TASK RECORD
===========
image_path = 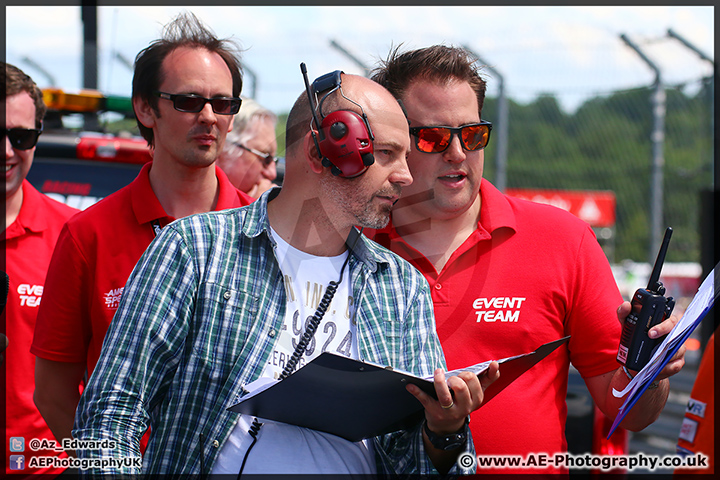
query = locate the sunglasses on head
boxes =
[409,121,492,153]
[4,127,42,150]
[237,143,277,167]
[155,91,242,115]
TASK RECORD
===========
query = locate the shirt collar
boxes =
[131,163,248,226]
[372,178,517,249]
[240,186,279,241]
[477,179,517,234]
[215,165,253,208]
[131,163,170,225]
[4,181,49,240]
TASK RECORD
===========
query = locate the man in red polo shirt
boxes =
[368,45,687,475]
[31,12,253,453]
[3,62,79,477]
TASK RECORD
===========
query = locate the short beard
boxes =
[353,185,400,229]
[355,202,392,229]
[320,175,399,229]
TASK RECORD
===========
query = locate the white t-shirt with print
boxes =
[211,229,375,475]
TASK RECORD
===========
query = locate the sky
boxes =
[5,5,715,115]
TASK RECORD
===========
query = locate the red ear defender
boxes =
[300,64,375,178]
[318,110,375,178]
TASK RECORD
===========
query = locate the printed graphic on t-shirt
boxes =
[103,287,124,310]
[17,284,43,307]
[266,275,355,377]
[264,227,356,379]
[473,296,526,323]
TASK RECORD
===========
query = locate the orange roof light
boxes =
[41,88,134,116]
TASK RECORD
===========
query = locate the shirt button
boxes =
[223,291,231,300]
[434,283,442,290]
[269,329,276,338]
[212,440,220,448]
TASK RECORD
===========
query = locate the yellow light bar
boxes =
[42,88,104,113]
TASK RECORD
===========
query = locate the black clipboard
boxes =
[228,336,570,442]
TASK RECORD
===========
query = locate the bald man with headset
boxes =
[73,67,499,476]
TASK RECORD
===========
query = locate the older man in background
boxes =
[217,96,279,197]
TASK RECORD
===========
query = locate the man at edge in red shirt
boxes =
[3,61,80,477]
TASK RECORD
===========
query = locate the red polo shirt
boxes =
[369,179,622,474]
[3,181,79,477]
[32,163,253,376]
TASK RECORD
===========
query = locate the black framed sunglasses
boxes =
[155,91,242,115]
[409,121,492,153]
[3,127,43,150]
[237,143,277,167]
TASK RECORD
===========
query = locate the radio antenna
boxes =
[647,227,672,292]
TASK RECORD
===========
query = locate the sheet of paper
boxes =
[433,352,525,380]
[239,376,279,400]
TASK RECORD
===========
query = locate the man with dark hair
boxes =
[369,44,686,475]
[31,12,254,453]
[2,61,79,476]
[131,12,243,147]
[73,71,499,476]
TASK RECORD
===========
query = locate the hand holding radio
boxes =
[616,227,677,372]
[616,301,686,378]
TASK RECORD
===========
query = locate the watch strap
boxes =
[422,416,470,451]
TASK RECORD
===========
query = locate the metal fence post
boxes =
[620,33,666,265]
[463,45,508,192]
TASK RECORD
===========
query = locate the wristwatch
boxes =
[422,417,470,451]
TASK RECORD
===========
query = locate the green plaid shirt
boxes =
[74,189,472,475]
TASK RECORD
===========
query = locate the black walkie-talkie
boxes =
[617,227,675,371]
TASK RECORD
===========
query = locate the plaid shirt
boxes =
[74,189,473,475]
